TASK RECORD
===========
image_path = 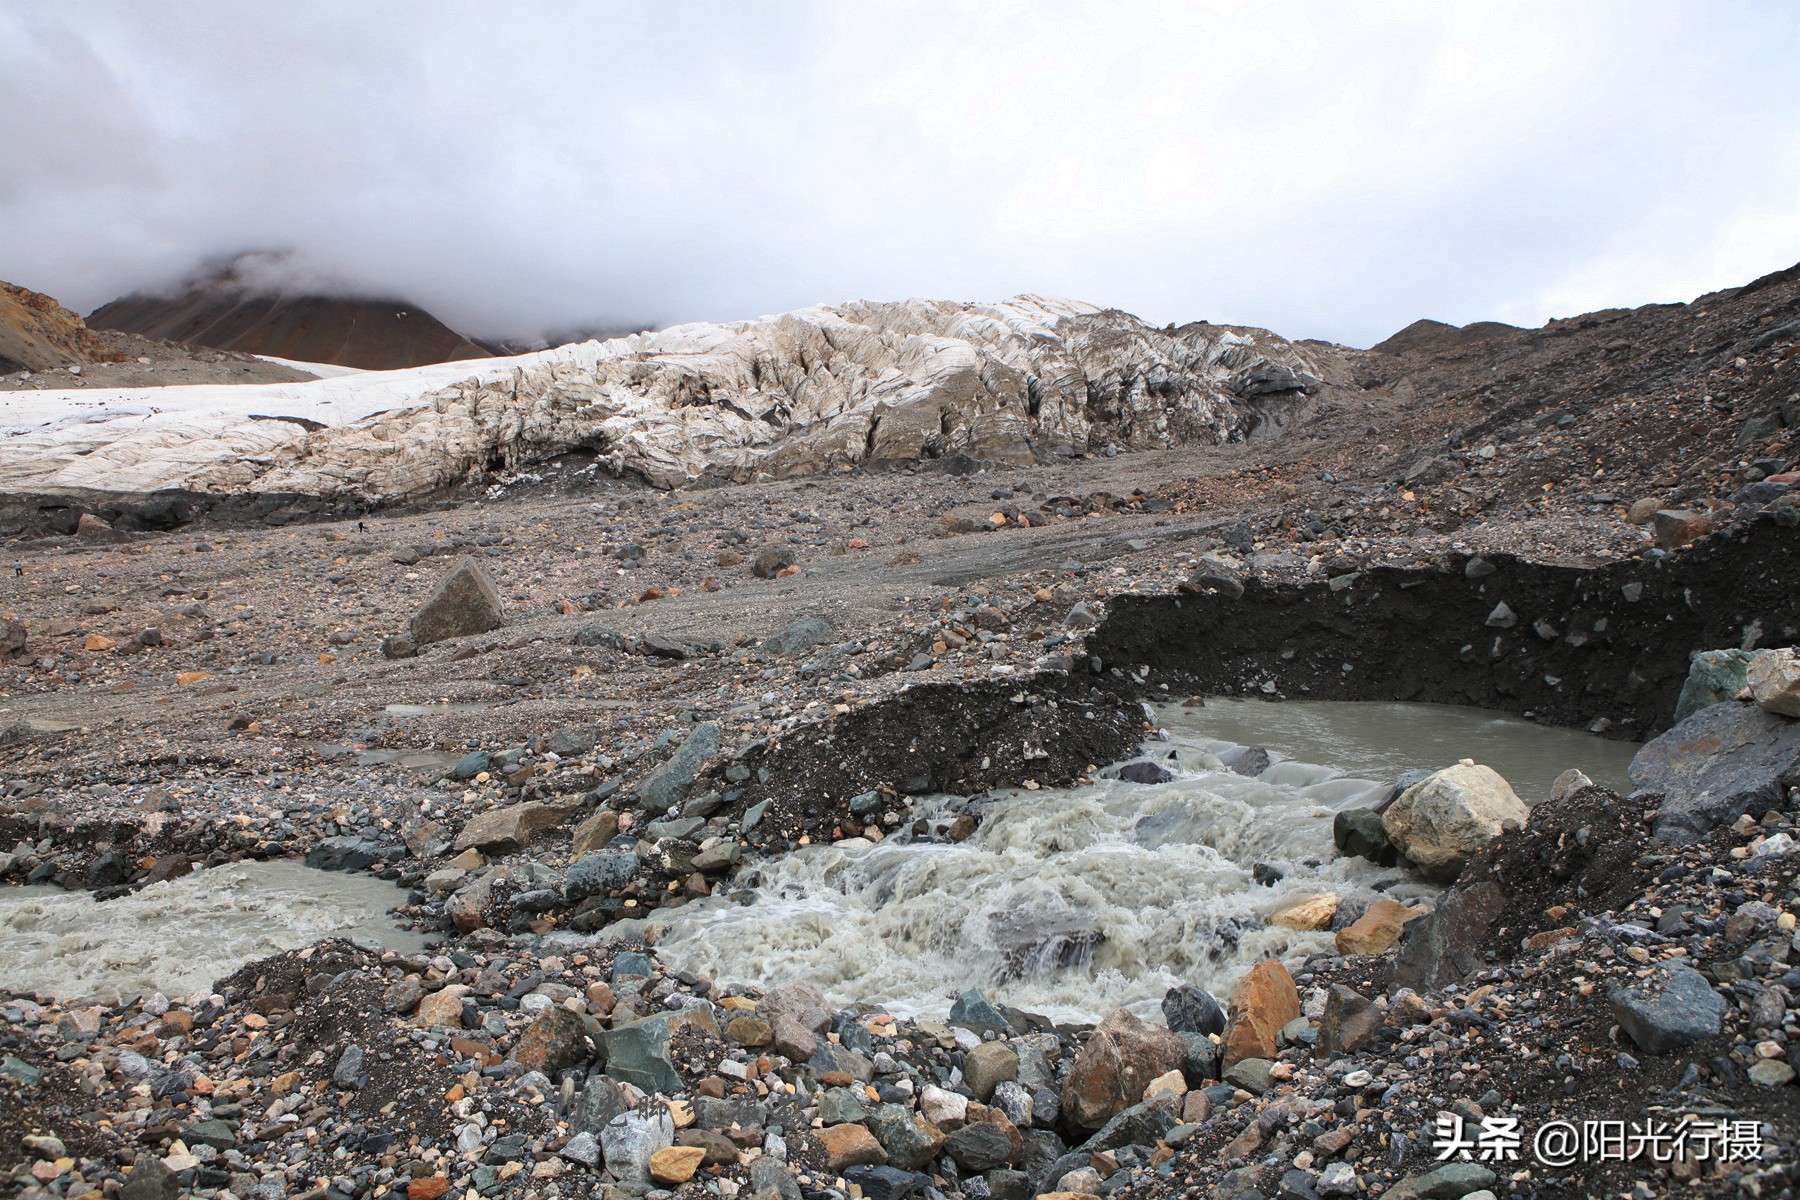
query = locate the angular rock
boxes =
[867,1104,947,1171]
[1315,986,1379,1058]
[565,850,639,901]
[1748,646,1800,717]
[1609,964,1725,1053]
[1064,1009,1186,1129]
[949,987,1010,1033]
[649,1145,706,1185]
[945,1121,1013,1171]
[1333,807,1394,863]
[1335,897,1428,955]
[1632,701,1800,844]
[1674,649,1765,723]
[600,1108,674,1185]
[816,1123,887,1171]
[1082,1100,1177,1154]
[1381,762,1527,882]
[570,809,621,857]
[638,722,722,815]
[1652,509,1714,549]
[453,799,577,854]
[1390,881,1505,993]
[1220,961,1301,1070]
[409,560,504,645]
[767,615,833,657]
[752,548,798,579]
[119,1152,179,1200]
[962,1040,1019,1101]
[1271,893,1339,930]
[761,980,831,1033]
[1161,984,1225,1037]
[512,1007,593,1076]
[600,1012,686,1094]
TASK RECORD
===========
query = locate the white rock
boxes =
[1381,761,1528,882]
[919,1083,969,1127]
[1748,647,1800,718]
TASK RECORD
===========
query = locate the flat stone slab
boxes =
[1631,701,1800,844]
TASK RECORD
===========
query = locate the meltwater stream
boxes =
[654,701,1638,1025]
[0,860,427,1003]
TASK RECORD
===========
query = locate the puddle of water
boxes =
[653,700,1633,1025]
[0,860,427,1003]
[384,702,493,717]
[1178,698,1637,800]
[355,748,463,771]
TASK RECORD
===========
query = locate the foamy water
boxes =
[653,701,1633,1024]
[0,860,427,1003]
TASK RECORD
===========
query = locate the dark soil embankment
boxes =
[725,675,1141,844]
[1089,516,1800,738]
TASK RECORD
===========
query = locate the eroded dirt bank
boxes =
[1092,515,1800,739]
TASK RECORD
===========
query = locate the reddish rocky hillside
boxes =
[90,272,490,371]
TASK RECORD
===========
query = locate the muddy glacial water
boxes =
[0,860,427,1003]
[652,700,1639,1024]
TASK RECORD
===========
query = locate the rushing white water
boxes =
[0,860,427,1003]
[653,701,1635,1024]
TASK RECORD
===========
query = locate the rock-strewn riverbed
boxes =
[2,263,1799,1198]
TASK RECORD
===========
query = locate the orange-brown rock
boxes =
[1064,1009,1186,1129]
[1221,960,1301,1070]
[1335,898,1429,956]
[816,1123,887,1171]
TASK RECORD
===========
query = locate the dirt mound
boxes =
[91,268,490,371]
[0,281,127,372]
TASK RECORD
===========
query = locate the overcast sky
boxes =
[2,1,1796,347]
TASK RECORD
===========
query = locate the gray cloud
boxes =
[2,0,1797,347]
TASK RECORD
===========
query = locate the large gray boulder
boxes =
[1381,762,1527,882]
[766,615,833,657]
[409,559,504,645]
[1609,964,1725,1053]
[1632,701,1800,845]
[637,722,722,815]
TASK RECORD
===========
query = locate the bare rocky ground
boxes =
[0,265,1798,1200]
[0,331,318,391]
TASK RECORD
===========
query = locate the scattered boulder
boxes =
[511,1007,593,1076]
[1381,761,1527,882]
[1270,893,1339,931]
[1652,509,1714,549]
[0,619,26,658]
[1315,985,1380,1057]
[1116,761,1174,785]
[1335,898,1429,956]
[1748,646,1800,717]
[409,560,504,645]
[761,980,832,1033]
[1631,701,1800,845]
[1333,807,1395,864]
[599,1108,674,1186]
[1220,961,1301,1070]
[752,548,798,578]
[1674,648,1764,723]
[638,722,722,814]
[766,615,833,657]
[816,1123,887,1171]
[452,799,578,854]
[1064,1009,1186,1129]
[1161,984,1225,1038]
[600,1012,686,1094]
[565,850,639,901]
[1609,964,1725,1053]
[962,1040,1018,1101]
[1390,881,1505,994]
